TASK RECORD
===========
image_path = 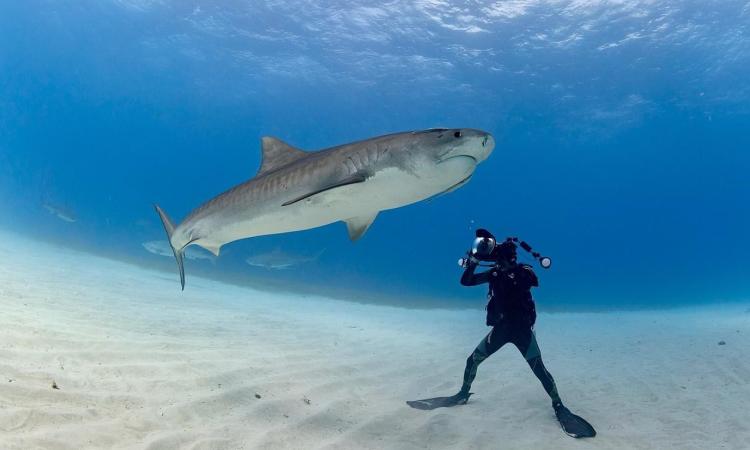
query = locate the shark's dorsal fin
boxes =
[345,212,378,241]
[258,137,307,176]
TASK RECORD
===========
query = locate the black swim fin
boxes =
[554,403,596,438]
[406,392,473,410]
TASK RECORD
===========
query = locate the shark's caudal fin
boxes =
[154,204,186,290]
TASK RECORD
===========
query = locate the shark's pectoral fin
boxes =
[282,174,367,206]
[345,212,378,241]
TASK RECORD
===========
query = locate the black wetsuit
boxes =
[458,260,561,405]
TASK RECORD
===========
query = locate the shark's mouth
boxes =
[437,154,477,164]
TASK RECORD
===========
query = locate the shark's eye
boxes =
[454,131,462,138]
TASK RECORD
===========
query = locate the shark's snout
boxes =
[438,129,494,164]
[475,131,495,162]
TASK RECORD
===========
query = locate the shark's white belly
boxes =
[205,157,475,247]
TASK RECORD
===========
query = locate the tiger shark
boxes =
[155,128,495,289]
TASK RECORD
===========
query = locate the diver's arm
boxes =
[460,258,491,286]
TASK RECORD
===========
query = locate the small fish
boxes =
[142,240,216,263]
[42,202,76,223]
[245,248,324,270]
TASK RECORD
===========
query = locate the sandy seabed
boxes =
[0,229,748,450]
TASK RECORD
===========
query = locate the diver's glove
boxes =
[458,253,480,268]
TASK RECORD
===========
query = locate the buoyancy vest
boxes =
[485,263,538,327]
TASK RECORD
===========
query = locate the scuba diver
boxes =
[407,229,595,438]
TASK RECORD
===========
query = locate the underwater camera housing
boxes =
[458,230,552,270]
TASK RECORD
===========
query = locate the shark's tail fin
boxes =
[154,204,186,290]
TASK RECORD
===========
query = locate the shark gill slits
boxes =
[350,155,360,172]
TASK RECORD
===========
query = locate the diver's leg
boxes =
[514,329,561,405]
[513,329,597,437]
[458,326,507,396]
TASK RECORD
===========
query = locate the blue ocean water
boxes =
[1,1,748,309]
